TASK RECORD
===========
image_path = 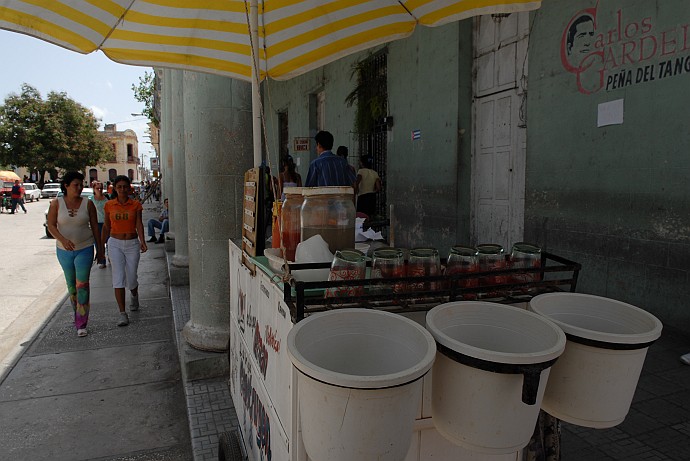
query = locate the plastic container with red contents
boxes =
[280,187,303,261]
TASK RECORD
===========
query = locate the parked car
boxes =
[23,182,41,202]
[44,188,95,238]
[41,183,61,198]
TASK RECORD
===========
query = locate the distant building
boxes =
[14,123,141,185]
[87,124,140,184]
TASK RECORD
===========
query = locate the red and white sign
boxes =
[293,137,310,152]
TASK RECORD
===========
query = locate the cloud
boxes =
[91,105,107,120]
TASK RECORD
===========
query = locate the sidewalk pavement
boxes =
[1,203,689,460]
[0,204,193,460]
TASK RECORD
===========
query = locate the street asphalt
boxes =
[0,203,689,460]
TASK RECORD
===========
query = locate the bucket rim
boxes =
[287,309,437,389]
[529,293,663,346]
[426,301,566,365]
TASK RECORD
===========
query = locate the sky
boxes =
[0,29,155,170]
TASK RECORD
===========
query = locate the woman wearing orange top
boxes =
[101,175,147,327]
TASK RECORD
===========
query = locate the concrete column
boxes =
[171,70,189,268]
[181,71,253,352]
[158,70,168,200]
[161,69,174,239]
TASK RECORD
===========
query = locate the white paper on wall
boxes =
[597,99,624,127]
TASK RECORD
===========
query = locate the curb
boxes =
[0,274,68,385]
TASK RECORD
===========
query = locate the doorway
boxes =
[471,13,529,249]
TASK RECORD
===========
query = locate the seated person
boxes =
[147,198,169,244]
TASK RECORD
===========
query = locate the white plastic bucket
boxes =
[287,308,436,461]
[426,302,566,454]
[529,293,663,428]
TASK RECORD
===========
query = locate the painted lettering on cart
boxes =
[246,300,258,331]
[238,289,247,333]
[265,325,281,353]
[240,358,272,461]
[254,323,269,378]
[260,282,271,299]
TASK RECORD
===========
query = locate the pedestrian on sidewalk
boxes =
[101,176,147,327]
[147,197,169,244]
[91,181,109,268]
[47,171,102,338]
[9,180,27,214]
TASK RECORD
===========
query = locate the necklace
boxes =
[64,196,82,217]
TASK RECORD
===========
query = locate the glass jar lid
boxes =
[302,186,354,196]
[372,247,404,259]
[450,245,478,257]
[511,242,541,254]
[476,244,504,255]
[335,248,366,262]
[283,186,304,196]
[410,247,439,258]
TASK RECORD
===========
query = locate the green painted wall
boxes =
[526,0,690,326]
[263,21,474,254]
[387,22,474,250]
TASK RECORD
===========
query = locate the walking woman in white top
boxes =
[47,171,102,337]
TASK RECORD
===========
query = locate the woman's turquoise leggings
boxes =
[56,246,93,329]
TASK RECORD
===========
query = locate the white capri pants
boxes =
[108,237,141,290]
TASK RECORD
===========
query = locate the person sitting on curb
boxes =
[147,198,169,244]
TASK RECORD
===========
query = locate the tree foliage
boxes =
[345,54,388,134]
[131,70,159,127]
[0,84,112,183]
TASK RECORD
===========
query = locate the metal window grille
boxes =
[353,52,388,221]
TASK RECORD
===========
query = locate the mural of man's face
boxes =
[568,18,594,60]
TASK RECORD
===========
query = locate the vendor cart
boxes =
[224,240,581,461]
[1,181,14,213]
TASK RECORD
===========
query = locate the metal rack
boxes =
[282,251,581,322]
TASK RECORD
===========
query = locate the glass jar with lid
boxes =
[371,247,405,294]
[325,249,366,298]
[301,187,355,254]
[476,243,508,288]
[446,245,479,296]
[280,187,303,261]
[510,242,542,284]
[408,247,441,291]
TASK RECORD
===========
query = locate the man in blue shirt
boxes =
[305,131,356,187]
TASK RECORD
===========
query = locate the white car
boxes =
[22,183,41,202]
[41,183,61,198]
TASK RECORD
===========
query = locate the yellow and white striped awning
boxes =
[0,0,540,81]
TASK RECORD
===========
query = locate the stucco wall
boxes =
[263,20,474,253]
[526,0,690,327]
[387,22,474,250]
[262,54,360,178]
